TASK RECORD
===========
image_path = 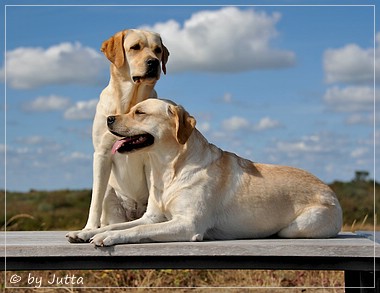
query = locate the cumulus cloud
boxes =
[222,116,250,131]
[266,132,373,178]
[14,136,52,145]
[142,7,295,73]
[324,33,380,85]
[345,113,374,125]
[322,34,379,117]
[3,42,107,89]
[274,139,326,154]
[5,138,92,191]
[61,151,92,162]
[268,132,373,180]
[324,44,376,84]
[221,93,233,103]
[22,95,70,112]
[222,115,281,132]
[253,117,282,131]
[323,86,375,112]
[197,121,211,133]
[350,147,369,159]
[213,92,249,108]
[264,132,359,181]
[64,99,97,120]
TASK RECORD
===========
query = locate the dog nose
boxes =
[147,58,159,68]
[107,116,116,126]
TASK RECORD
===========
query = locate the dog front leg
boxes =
[67,211,163,243]
[83,151,112,229]
[90,218,202,246]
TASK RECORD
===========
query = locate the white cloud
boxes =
[222,115,281,132]
[222,93,233,103]
[350,147,369,159]
[142,7,295,73]
[64,99,97,120]
[264,132,374,182]
[323,86,375,112]
[253,117,281,131]
[345,113,374,125]
[4,139,92,191]
[323,34,379,118]
[213,92,248,108]
[324,44,376,84]
[222,116,250,131]
[274,136,328,155]
[324,33,380,85]
[14,136,49,145]
[4,42,107,89]
[197,121,211,133]
[22,95,70,112]
[62,151,92,162]
[264,132,360,182]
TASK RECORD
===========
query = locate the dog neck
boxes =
[148,130,222,188]
[103,65,157,115]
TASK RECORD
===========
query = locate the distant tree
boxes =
[354,170,369,182]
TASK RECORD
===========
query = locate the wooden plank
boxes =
[1,231,378,271]
[1,231,378,258]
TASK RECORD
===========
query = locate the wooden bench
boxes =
[1,231,379,291]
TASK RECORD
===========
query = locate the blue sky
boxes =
[1,1,378,191]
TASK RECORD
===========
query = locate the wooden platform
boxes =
[1,231,379,291]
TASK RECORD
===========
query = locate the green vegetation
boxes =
[330,173,378,230]
[0,189,91,231]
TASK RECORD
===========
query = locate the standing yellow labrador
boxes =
[68,29,169,239]
[67,99,342,246]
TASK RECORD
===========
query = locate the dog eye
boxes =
[135,109,145,115]
[130,44,141,50]
[154,47,162,54]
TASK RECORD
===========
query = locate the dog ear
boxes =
[169,105,196,144]
[161,40,170,75]
[101,30,127,68]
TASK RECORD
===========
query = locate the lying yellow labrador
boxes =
[81,29,169,231]
[68,99,342,246]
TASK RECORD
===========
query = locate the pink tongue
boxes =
[112,138,131,154]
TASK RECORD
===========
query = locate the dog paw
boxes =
[90,232,119,247]
[90,233,107,247]
[66,231,84,243]
[66,230,96,243]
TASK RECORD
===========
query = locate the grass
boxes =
[2,269,345,292]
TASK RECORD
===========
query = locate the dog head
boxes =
[101,29,170,84]
[107,99,196,154]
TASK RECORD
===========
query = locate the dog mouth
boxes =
[132,75,158,84]
[111,133,154,154]
[132,67,159,84]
